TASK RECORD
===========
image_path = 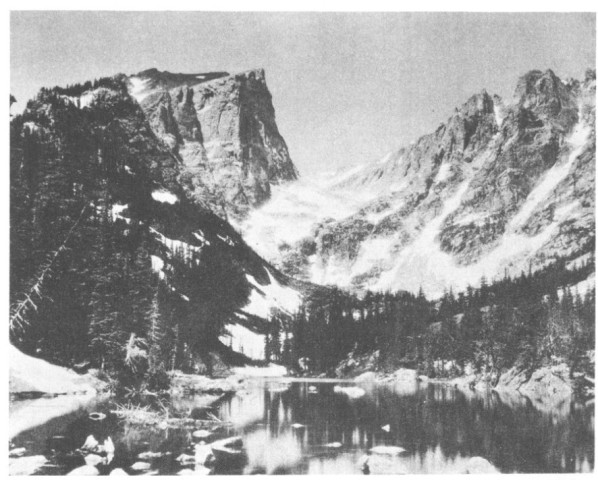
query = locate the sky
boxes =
[10,11,596,176]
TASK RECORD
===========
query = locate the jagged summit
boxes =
[239,68,595,298]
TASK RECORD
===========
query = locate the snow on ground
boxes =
[79,91,95,108]
[127,77,152,103]
[510,120,590,231]
[152,189,179,204]
[325,163,369,187]
[150,255,165,280]
[494,103,505,127]
[435,163,452,183]
[377,152,394,165]
[242,270,302,317]
[23,121,40,132]
[10,345,96,396]
[219,323,266,361]
[453,212,488,226]
[59,90,98,109]
[566,252,593,271]
[373,181,472,296]
[241,288,272,318]
[558,273,595,299]
[149,228,203,264]
[110,203,130,223]
[238,178,368,262]
[10,394,97,440]
[346,235,398,284]
[371,164,578,298]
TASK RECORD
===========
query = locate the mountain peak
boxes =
[514,69,575,116]
[459,90,495,117]
[125,67,297,218]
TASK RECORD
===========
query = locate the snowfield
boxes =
[242,270,302,317]
[237,109,593,299]
[152,189,179,204]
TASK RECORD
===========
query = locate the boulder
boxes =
[67,465,100,475]
[195,443,214,465]
[84,454,107,467]
[109,468,129,476]
[354,371,376,384]
[130,461,151,472]
[462,456,499,474]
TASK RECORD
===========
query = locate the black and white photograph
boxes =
[7,5,597,476]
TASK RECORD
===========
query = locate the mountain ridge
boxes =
[239,68,596,298]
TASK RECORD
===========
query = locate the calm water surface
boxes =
[10,378,594,475]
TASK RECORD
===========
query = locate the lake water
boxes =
[9,378,594,475]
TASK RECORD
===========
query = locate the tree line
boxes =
[263,255,595,381]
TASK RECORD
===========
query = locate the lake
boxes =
[9,377,594,475]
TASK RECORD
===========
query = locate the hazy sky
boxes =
[11,12,596,175]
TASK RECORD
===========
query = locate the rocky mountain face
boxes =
[10,72,302,372]
[240,69,596,298]
[127,68,298,220]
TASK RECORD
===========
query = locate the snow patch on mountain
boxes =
[152,189,179,204]
[128,77,152,103]
[435,163,453,183]
[238,179,369,262]
[242,270,302,317]
[510,120,591,231]
[219,323,266,361]
[110,203,129,223]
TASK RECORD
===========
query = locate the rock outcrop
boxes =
[127,68,297,219]
[240,69,596,297]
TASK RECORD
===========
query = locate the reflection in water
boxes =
[217,379,594,474]
[10,379,594,475]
